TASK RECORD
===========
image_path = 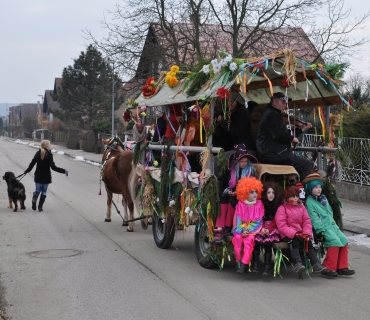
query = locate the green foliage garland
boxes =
[216,149,228,177]
[323,181,344,231]
[200,175,220,222]
[186,71,210,97]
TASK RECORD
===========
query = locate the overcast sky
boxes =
[1,0,370,107]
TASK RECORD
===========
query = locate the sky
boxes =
[1,0,370,115]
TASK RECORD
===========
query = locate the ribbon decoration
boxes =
[206,202,214,241]
[262,70,274,97]
[199,107,203,143]
[318,106,326,140]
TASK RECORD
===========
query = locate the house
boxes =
[136,22,320,80]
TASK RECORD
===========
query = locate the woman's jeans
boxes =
[35,183,49,195]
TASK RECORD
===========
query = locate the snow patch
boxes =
[75,156,85,161]
[86,160,101,167]
[348,234,370,248]
[15,139,29,145]
[56,151,64,155]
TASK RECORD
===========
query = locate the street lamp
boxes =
[38,95,44,140]
[107,58,116,137]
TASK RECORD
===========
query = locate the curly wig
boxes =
[262,181,283,207]
[236,177,263,201]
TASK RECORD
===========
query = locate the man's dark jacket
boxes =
[256,104,302,164]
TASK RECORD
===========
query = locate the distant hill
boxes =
[0,103,21,116]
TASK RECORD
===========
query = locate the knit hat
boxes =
[304,179,324,194]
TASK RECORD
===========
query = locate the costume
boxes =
[254,201,280,245]
[303,173,354,276]
[275,185,326,275]
[232,199,264,265]
[214,144,257,242]
[231,177,264,273]
[256,92,311,181]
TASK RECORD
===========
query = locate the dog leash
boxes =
[16,173,26,181]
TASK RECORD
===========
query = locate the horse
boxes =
[100,136,140,232]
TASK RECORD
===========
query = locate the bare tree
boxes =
[85,0,369,83]
[344,73,370,110]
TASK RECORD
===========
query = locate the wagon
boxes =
[133,48,345,269]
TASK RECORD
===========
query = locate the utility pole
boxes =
[111,62,116,137]
[38,95,44,140]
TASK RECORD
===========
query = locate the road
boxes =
[1,138,370,320]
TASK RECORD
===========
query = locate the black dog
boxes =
[2,172,26,212]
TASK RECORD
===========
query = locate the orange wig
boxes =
[236,177,263,201]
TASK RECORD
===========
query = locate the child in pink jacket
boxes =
[275,185,326,276]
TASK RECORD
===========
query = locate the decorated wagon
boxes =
[125,48,348,270]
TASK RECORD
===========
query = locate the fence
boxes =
[301,134,370,186]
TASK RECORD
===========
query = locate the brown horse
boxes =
[101,136,140,232]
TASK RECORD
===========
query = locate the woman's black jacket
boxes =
[24,148,66,184]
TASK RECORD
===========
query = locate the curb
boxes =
[343,223,370,236]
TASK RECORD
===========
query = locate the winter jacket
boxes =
[305,196,349,248]
[25,148,66,184]
[219,104,255,151]
[275,202,313,239]
[256,105,302,164]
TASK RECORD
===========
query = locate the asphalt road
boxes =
[1,138,370,320]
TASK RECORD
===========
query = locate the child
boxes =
[303,173,355,277]
[275,185,326,275]
[252,182,282,275]
[213,143,258,242]
[232,177,264,274]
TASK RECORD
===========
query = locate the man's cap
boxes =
[271,92,292,102]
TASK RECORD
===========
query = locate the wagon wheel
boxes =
[152,214,175,249]
[194,220,217,269]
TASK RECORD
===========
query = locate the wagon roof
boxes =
[136,49,348,109]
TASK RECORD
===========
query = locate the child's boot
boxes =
[306,246,327,274]
[262,252,272,276]
[251,248,260,273]
[237,263,247,274]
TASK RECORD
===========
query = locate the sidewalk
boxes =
[9,138,370,237]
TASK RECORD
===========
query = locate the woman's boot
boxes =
[32,192,40,211]
[251,247,260,273]
[38,195,46,212]
[262,252,272,276]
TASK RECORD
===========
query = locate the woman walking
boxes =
[24,140,68,211]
